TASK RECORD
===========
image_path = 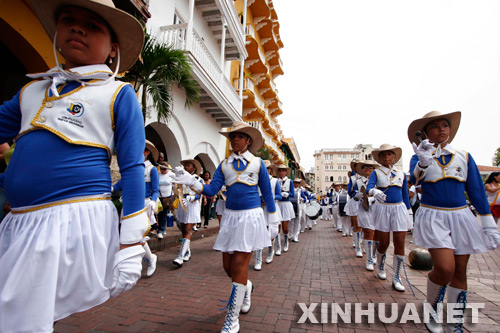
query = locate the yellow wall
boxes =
[0,0,58,72]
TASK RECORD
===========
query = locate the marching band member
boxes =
[289,178,304,242]
[276,164,295,254]
[353,160,379,268]
[330,182,341,230]
[305,185,315,230]
[338,183,350,234]
[345,162,360,248]
[299,180,309,233]
[173,159,203,268]
[254,161,282,270]
[366,144,411,292]
[0,1,148,330]
[409,111,500,332]
[171,121,278,333]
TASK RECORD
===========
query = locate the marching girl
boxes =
[290,178,306,242]
[216,185,227,223]
[173,158,203,268]
[408,111,500,333]
[330,182,341,230]
[276,164,295,254]
[352,160,379,269]
[171,121,278,333]
[298,180,309,233]
[113,140,159,277]
[0,1,148,331]
[254,160,282,270]
[344,162,359,238]
[366,144,411,292]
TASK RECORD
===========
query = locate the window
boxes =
[325,165,328,170]
[317,177,319,181]
[330,166,334,170]
[338,176,342,181]
[343,154,346,159]
[343,166,346,170]
[338,154,341,158]
[317,166,319,170]
[343,176,347,182]
[338,166,341,170]
[325,176,328,181]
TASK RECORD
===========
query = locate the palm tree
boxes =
[122,31,200,123]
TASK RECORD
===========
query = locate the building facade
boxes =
[314,144,403,193]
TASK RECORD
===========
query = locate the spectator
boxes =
[485,171,500,223]
[157,162,174,238]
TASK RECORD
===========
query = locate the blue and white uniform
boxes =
[278,176,295,221]
[366,166,411,232]
[177,176,203,224]
[0,65,146,332]
[260,174,282,239]
[344,173,360,216]
[200,151,277,253]
[410,145,490,254]
[354,176,376,230]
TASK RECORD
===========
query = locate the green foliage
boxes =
[495,147,500,167]
[122,32,200,123]
[255,147,271,160]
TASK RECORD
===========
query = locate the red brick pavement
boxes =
[55,218,500,332]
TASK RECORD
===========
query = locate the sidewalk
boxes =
[55,219,500,332]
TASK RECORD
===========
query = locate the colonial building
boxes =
[314,144,404,193]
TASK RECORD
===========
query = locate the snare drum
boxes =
[306,202,321,220]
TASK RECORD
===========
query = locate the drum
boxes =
[306,202,321,220]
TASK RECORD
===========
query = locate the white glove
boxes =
[148,200,156,211]
[300,198,305,203]
[408,209,413,216]
[186,195,196,203]
[412,139,435,167]
[368,197,376,205]
[109,245,145,298]
[171,167,197,186]
[268,211,280,224]
[282,192,289,198]
[182,198,188,207]
[120,210,149,244]
[481,215,500,249]
[354,191,364,200]
[369,188,387,203]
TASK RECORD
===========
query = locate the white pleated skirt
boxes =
[278,201,295,221]
[0,197,119,333]
[344,199,359,216]
[213,207,271,253]
[357,205,376,230]
[413,205,489,255]
[176,200,201,224]
[373,202,412,232]
[216,199,226,215]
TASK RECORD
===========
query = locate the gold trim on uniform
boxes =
[11,196,111,214]
[420,204,467,211]
[122,207,148,220]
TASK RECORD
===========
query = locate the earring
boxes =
[109,57,113,64]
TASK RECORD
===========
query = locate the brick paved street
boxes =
[55,219,500,332]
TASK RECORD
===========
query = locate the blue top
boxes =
[202,158,276,212]
[273,178,282,201]
[366,169,411,209]
[347,176,356,198]
[409,153,490,214]
[0,81,145,215]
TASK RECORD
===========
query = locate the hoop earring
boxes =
[109,57,113,64]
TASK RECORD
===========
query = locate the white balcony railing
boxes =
[161,24,241,121]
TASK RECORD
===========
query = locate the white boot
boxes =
[183,240,191,262]
[372,241,379,265]
[392,255,405,292]
[220,282,246,333]
[364,240,374,271]
[241,280,254,314]
[424,277,447,333]
[283,234,289,252]
[173,238,190,267]
[143,242,157,277]
[444,286,467,333]
[266,244,274,264]
[254,250,262,271]
[376,251,386,280]
[275,235,282,256]
[355,232,363,258]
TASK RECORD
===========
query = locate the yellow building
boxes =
[230,0,285,164]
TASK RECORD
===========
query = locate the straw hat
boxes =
[219,121,263,154]
[293,178,302,183]
[263,160,276,175]
[29,0,144,72]
[181,159,202,175]
[350,159,359,171]
[372,144,402,165]
[275,163,291,177]
[145,140,158,162]
[355,160,379,176]
[407,111,461,145]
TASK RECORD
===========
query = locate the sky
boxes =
[271,0,500,172]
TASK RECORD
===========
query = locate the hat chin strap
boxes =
[423,130,449,158]
[53,31,120,86]
[236,139,250,156]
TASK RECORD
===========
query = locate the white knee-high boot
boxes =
[254,250,262,271]
[376,250,386,280]
[283,234,289,252]
[173,238,190,268]
[444,286,467,333]
[241,280,254,314]
[372,241,379,265]
[220,282,246,333]
[363,240,374,271]
[143,241,157,277]
[424,277,447,333]
[275,235,282,256]
[392,255,405,292]
[355,232,363,257]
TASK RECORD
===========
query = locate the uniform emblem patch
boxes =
[67,102,84,117]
